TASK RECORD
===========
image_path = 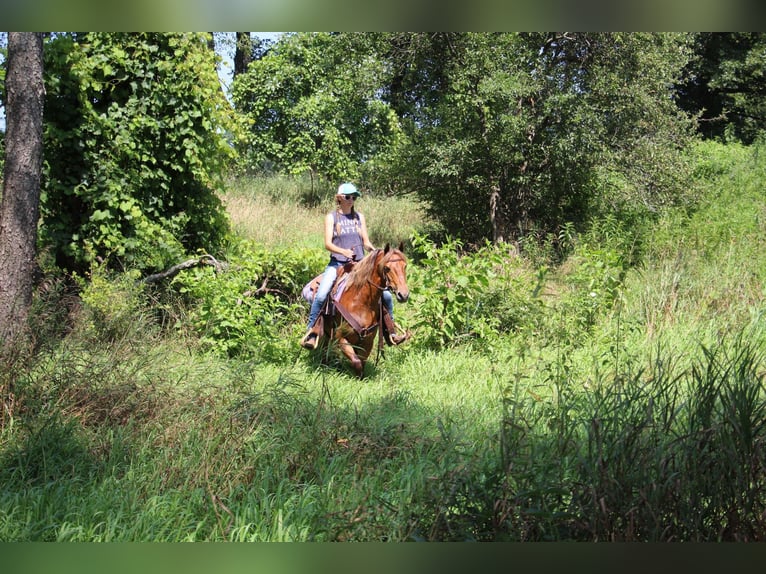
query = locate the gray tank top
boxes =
[331,211,364,263]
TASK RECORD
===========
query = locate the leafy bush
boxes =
[408,234,542,349]
[75,263,149,344]
[170,239,325,360]
[546,215,634,342]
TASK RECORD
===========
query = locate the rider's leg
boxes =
[382,290,411,345]
[302,264,338,349]
[382,289,394,320]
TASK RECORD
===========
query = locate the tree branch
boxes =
[142,254,226,284]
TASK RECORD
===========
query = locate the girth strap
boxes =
[333,298,379,339]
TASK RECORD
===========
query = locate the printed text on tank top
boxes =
[331,211,364,263]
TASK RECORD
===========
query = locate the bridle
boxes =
[367,254,406,294]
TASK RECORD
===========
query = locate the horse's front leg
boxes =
[338,337,364,378]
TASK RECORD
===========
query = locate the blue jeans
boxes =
[307,261,395,328]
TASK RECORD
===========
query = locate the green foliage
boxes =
[170,239,324,360]
[40,33,237,274]
[4,139,766,541]
[75,263,147,344]
[492,330,766,541]
[678,33,766,143]
[381,33,696,244]
[408,234,540,349]
[232,33,403,185]
[553,215,633,337]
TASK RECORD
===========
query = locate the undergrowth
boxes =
[2,141,766,541]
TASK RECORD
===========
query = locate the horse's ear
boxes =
[384,243,391,254]
[398,241,405,253]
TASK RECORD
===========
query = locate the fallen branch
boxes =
[238,276,290,304]
[142,254,226,284]
[241,276,270,298]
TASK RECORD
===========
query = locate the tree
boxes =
[231,32,403,189]
[677,33,766,143]
[0,33,44,346]
[41,33,237,274]
[234,32,252,77]
[381,33,696,244]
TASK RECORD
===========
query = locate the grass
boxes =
[222,174,430,250]
[1,339,506,541]
[2,141,766,541]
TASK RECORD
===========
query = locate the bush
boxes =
[169,239,325,360]
[75,263,149,344]
[408,234,543,349]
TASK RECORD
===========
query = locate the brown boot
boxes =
[300,330,319,350]
[388,329,411,346]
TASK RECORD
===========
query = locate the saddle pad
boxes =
[301,273,350,303]
[302,274,322,303]
[333,275,350,301]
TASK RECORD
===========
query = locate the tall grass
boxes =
[222,174,430,250]
[491,328,766,541]
[2,141,766,541]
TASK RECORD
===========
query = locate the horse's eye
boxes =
[384,266,390,274]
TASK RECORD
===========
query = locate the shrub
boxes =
[75,262,149,344]
[169,239,325,360]
[408,234,542,349]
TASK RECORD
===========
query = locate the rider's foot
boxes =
[389,330,411,346]
[300,331,318,350]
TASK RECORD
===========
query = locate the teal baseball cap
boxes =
[337,182,361,197]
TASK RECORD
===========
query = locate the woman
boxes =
[301,182,407,349]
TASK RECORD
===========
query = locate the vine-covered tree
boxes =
[234,32,252,77]
[42,33,237,274]
[0,33,44,346]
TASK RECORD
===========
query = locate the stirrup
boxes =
[301,331,318,350]
[388,329,411,346]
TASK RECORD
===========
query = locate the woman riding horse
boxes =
[301,183,409,351]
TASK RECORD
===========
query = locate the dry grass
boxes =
[221,175,432,251]
[222,193,325,249]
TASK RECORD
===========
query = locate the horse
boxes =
[316,243,410,378]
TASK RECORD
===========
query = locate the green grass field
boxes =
[2,141,766,541]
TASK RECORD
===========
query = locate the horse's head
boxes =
[379,242,410,303]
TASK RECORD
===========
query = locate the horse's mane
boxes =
[345,248,384,291]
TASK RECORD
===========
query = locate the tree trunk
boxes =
[234,32,252,77]
[489,182,503,243]
[0,33,45,348]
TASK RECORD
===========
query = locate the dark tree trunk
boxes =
[0,33,45,347]
[234,32,252,77]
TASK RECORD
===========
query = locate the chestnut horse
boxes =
[318,243,409,377]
